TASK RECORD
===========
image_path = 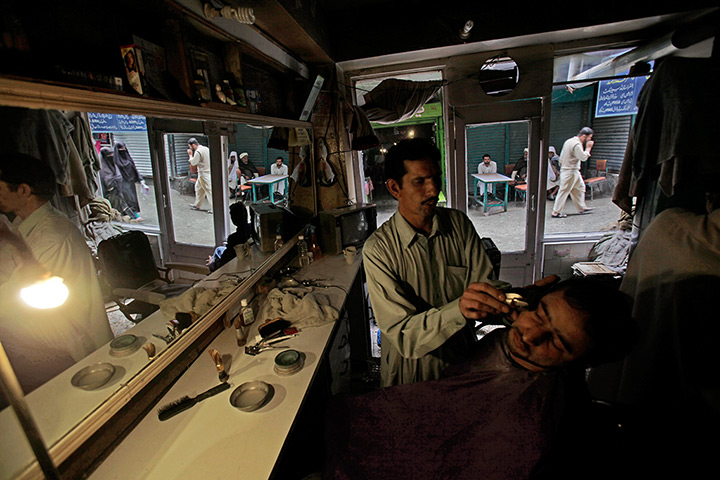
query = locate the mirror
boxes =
[0,103,313,478]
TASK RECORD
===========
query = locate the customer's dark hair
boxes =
[578,127,594,137]
[383,138,441,185]
[546,277,635,366]
[0,152,57,200]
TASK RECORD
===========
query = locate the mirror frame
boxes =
[0,76,312,479]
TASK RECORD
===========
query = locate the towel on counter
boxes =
[159,281,237,319]
[259,287,339,328]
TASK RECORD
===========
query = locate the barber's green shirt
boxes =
[363,207,507,387]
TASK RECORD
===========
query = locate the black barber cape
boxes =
[323,329,586,480]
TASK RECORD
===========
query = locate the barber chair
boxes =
[97,230,208,322]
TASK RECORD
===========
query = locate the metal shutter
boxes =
[467,123,506,182]
[590,115,632,173]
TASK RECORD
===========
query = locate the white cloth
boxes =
[0,203,113,393]
[477,161,497,195]
[258,287,339,329]
[190,144,212,209]
[270,163,288,194]
[587,208,720,459]
[547,159,559,188]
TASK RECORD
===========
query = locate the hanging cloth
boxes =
[361,78,443,124]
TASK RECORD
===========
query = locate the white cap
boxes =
[239,152,248,158]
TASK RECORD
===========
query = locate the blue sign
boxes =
[595,76,649,118]
[88,112,147,132]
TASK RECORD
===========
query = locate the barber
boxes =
[363,138,556,387]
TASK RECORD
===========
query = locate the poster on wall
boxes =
[595,75,650,118]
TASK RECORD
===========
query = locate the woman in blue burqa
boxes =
[99,146,135,218]
[113,141,148,217]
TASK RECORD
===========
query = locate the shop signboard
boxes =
[595,75,649,118]
[88,112,147,132]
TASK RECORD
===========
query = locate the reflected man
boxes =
[0,152,113,393]
[270,156,288,196]
[188,138,212,212]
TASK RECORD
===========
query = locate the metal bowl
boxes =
[70,362,116,390]
[229,381,273,412]
[109,334,141,357]
[273,349,303,376]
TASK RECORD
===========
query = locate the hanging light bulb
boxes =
[20,275,69,309]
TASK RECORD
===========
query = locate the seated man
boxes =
[323,277,635,480]
[206,202,251,272]
[477,153,497,197]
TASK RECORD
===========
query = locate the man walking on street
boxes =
[551,127,594,218]
[188,138,212,212]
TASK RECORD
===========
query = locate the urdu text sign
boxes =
[595,76,649,118]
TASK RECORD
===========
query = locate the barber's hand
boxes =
[459,282,510,320]
[586,139,594,150]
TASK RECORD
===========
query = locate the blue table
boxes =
[472,173,511,213]
[246,174,289,204]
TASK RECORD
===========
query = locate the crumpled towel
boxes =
[159,281,237,319]
[259,287,339,328]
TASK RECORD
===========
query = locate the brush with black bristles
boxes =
[157,382,231,421]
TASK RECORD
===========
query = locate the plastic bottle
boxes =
[274,234,284,251]
[297,235,310,266]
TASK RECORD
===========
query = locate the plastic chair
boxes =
[514,183,527,201]
[97,230,208,322]
[585,159,608,200]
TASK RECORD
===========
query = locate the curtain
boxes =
[361,78,443,124]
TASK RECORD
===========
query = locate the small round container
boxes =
[109,334,141,357]
[71,363,116,390]
[229,381,273,412]
[274,349,303,376]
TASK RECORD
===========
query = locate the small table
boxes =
[472,173,511,213]
[246,174,289,204]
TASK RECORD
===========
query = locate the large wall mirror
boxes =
[0,79,315,479]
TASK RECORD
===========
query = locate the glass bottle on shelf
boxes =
[309,226,322,261]
[297,235,310,266]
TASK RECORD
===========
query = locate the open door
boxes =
[449,100,548,285]
[147,118,231,266]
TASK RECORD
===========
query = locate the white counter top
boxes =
[89,253,361,480]
[0,246,275,480]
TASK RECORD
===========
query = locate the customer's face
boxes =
[389,157,440,225]
[505,289,590,371]
[483,156,491,165]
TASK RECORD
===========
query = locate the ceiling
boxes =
[301,1,719,65]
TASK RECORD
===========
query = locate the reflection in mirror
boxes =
[478,55,519,97]
[0,105,313,479]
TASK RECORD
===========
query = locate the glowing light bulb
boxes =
[20,276,69,309]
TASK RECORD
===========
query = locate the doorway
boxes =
[449,100,546,285]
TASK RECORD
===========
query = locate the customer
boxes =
[551,127,594,218]
[323,277,635,480]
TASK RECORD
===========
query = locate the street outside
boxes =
[373,181,623,253]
